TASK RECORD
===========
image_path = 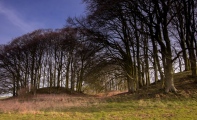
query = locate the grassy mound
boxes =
[110,71,197,100]
[36,87,77,95]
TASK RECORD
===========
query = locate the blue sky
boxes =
[0,0,86,44]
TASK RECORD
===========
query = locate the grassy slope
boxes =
[0,71,197,120]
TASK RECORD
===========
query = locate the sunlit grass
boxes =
[0,98,197,120]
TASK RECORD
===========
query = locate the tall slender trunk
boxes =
[66,56,71,89]
[12,74,16,96]
[162,14,177,92]
[183,0,197,77]
[148,14,164,82]
[144,38,150,86]
[178,17,190,71]
[70,58,75,91]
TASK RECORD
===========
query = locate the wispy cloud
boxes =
[0,2,43,33]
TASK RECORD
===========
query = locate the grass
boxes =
[0,71,197,120]
[0,97,197,120]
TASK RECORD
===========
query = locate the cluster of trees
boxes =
[78,0,197,93]
[0,0,196,96]
[0,28,126,96]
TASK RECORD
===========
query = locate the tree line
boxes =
[0,28,125,96]
[0,0,196,96]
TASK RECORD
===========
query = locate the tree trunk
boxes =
[183,0,197,77]
[66,56,71,89]
[126,66,136,93]
[12,75,16,96]
[127,76,135,93]
[164,58,177,93]
[162,13,177,93]
[144,38,150,86]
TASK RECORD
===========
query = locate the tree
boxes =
[182,0,197,77]
[82,0,143,93]
[82,0,197,92]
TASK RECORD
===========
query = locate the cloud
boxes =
[0,2,43,33]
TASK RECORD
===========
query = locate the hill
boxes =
[104,71,197,100]
[0,71,197,119]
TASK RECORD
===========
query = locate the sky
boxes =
[0,0,86,44]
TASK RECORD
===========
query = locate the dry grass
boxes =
[0,94,101,113]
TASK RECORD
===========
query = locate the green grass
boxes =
[0,98,197,120]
